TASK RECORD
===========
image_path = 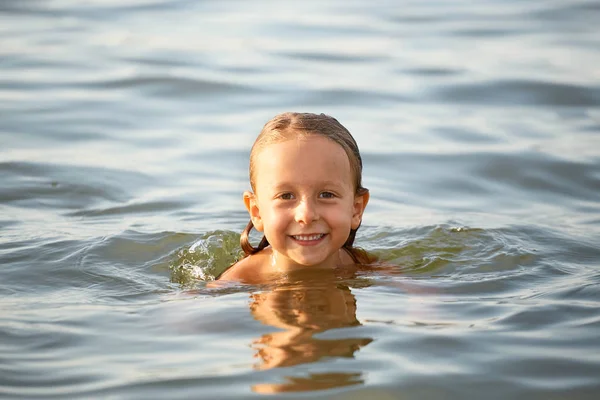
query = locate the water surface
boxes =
[1,0,600,398]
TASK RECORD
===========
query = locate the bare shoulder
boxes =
[217,252,269,284]
[217,256,253,281]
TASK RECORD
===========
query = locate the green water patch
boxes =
[169,230,243,286]
[361,224,541,284]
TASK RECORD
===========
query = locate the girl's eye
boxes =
[279,193,294,200]
[319,191,335,199]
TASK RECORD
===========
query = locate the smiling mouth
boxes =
[291,234,326,242]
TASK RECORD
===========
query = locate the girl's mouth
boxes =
[290,234,326,245]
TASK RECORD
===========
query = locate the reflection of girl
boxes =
[251,284,359,331]
[252,372,365,394]
[249,283,372,371]
[218,112,373,284]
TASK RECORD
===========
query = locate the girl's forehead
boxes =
[257,135,344,157]
[256,136,348,165]
[253,137,354,187]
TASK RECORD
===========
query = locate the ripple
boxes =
[301,88,410,106]
[0,161,156,209]
[365,151,600,221]
[84,75,260,98]
[0,162,154,210]
[402,67,464,76]
[433,79,600,107]
[278,51,388,64]
[67,200,189,217]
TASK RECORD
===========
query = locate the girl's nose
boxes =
[295,200,318,224]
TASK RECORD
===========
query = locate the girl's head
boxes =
[241,112,370,266]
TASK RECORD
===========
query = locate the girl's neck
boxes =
[267,247,350,275]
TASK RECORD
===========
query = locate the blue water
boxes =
[1,0,600,398]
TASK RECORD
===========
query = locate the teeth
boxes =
[292,234,324,241]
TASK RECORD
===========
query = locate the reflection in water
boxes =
[252,372,365,394]
[248,281,372,393]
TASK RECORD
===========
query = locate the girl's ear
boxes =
[351,189,370,230]
[243,191,264,232]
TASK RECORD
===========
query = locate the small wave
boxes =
[432,79,600,107]
[169,231,242,286]
[67,200,189,218]
[0,161,150,210]
[84,76,259,98]
[368,224,539,283]
[277,51,388,64]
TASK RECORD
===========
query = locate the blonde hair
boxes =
[240,112,370,263]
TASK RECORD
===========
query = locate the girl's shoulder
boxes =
[217,251,270,283]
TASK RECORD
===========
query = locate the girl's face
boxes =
[245,135,369,270]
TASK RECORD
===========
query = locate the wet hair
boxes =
[240,112,371,264]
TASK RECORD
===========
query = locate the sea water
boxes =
[1,1,599,398]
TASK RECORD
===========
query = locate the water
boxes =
[1,0,600,398]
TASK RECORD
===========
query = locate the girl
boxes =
[218,112,372,283]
